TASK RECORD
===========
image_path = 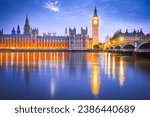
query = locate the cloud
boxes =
[43,0,60,12]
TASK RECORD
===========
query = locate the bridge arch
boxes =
[115,46,121,49]
[138,42,150,50]
[110,46,114,49]
[123,44,135,49]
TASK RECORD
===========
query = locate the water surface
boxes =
[0,52,150,100]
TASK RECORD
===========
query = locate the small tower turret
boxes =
[31,27,39,38]
[65,28,68,37]
[0,29,3,36]
[17,25,21,35]
[11,28,16,35]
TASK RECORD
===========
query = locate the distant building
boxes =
[0,8,100,50]
[110,29,145,41]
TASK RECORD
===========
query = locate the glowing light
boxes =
[119,59,125,86]
[33,52,36,69]
[104,53,108,74]
[11,52,14,67]
[107,53,110,78]
[0,52,2,67]
[38,52,41,69]
[22,52,24,67]
[112,56,116,79]
[6,52,8,68]
[62,52,65,69]
[120,37,124,41]
[50,52,52,69]
[91,53,100,97]
[44,52,47,70]
[93,20,98,25]
[27,52,30,68]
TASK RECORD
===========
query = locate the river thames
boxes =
[0,52,150,100]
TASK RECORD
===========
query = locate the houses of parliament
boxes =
[0,8,100,50]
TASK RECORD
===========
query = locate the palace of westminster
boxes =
[0,8,100,50]
[0,7,147,50]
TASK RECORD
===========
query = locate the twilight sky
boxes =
[0,0,150,42]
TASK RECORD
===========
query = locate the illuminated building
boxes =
[105,29,145,44]
[0,8,100,50]
[69,27,88,50]
[92,7,99,47]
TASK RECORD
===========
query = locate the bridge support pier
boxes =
[133,51,138,58]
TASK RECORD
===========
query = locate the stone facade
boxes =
[0,8,100,50]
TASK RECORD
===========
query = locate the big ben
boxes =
[92,7,99,47]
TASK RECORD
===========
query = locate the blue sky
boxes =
[0,0,150,42]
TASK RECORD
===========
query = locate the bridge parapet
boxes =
[104,38,150,50]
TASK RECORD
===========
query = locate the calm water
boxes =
[0,52,150,100]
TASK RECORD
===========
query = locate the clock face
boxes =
[93,20,98,25]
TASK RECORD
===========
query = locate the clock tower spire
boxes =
[92,7,99,47]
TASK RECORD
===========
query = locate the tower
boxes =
[24,15,31,34]
[11,27,16,35]
[64,28,68,37]
[92,7,99,46]
[31,28,39,38]
[0,29,3,36]
[69,28,76,49]
[17,25,21,35]
[81,27,88,49]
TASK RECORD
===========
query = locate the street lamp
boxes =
[120,37,124,41]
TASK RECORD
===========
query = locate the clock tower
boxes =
[92,7,99,46]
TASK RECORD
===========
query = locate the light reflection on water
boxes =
[0,52,150,100]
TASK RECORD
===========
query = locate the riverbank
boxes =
[0,49,98,52]
[0,49,93,52]
[0,49,149,58]
[105,51,150,58]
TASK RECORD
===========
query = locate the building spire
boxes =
[17,25,21,35]
[25,14,29,24]
[93,7,98,17]
[24,14,31,34]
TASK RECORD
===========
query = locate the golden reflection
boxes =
[0,52,68,71]
[62,52,65,69]
[16,52,19,67]
[0,52,2,67]
[50,52,52,69]
[107,53,111,78]
[22,52,24,67]
[54,53,56,67]
[119,58,125,86]
[6,52,8,68]
[104,53,107,74]
[38,52,41,69]
[27,52,30,68]
[11,52,14,67]
[112,55,116,79]
[33,52,36,69]
[56,52,59,76]
[91,53,100,97]
[44,52,47,70]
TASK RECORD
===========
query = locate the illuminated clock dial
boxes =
[93,20,98,25]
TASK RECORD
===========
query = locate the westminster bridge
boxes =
[103,35,150,55]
